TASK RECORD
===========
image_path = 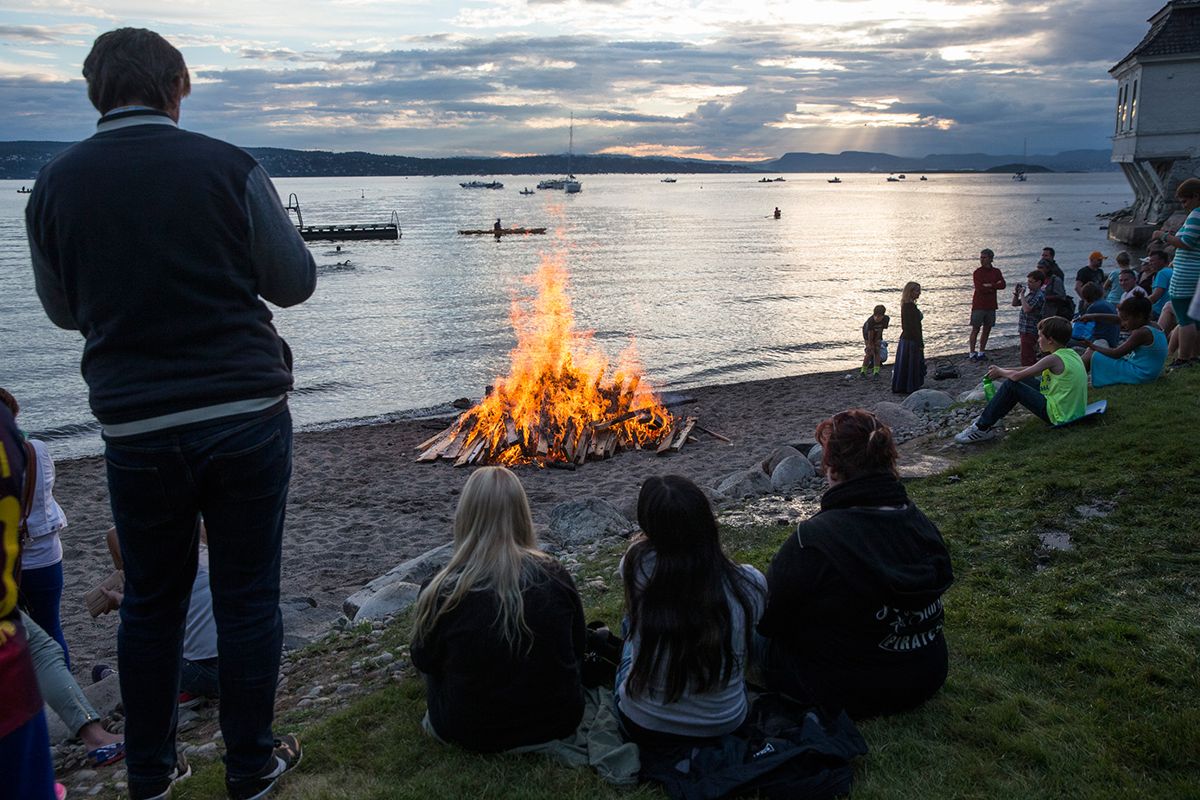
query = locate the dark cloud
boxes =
[0,1,1168,158]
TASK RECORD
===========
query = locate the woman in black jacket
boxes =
[411,466,585,752]
[757,410,953,718]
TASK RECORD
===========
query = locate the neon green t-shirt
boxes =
[1040,348,1087,425]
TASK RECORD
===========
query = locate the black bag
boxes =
[933,363,959,380]
[581,620,623,689]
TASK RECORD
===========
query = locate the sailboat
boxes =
[1013,138,1028,182]
[539,114,582,193]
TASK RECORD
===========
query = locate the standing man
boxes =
[969,248,1006,361]
[1075,251,1107,301]
[1037,247,1071,319]
[26,29,316,800]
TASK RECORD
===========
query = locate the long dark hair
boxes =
[623,475,760,703]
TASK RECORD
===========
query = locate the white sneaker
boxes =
[955,421,1001,444]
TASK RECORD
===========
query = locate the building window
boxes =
[1129,79,1138,131]
[1116,83,1127,133]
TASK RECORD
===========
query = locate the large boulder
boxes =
[871,401,921,430]
[349,581,421,624]
[807,443,824,469]
[547,497,637,547]
[770,455,816,490]
[957,386,986,403]
[281,596,344,650]
[762,445,803,476]
[343,542,454,620]
[900,389,955,413]
[715,467,771,500]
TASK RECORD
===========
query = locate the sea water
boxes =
[0,171,1131,458]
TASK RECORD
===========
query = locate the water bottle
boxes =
[982,376,996,401]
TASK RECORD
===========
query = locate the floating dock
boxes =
[286,194,400,242]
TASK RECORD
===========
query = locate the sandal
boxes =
[85,740,126,767]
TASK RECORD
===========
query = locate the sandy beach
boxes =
[49,347,1010,682]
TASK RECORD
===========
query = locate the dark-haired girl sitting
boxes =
[757,411,954,719]
[616,475,767,745]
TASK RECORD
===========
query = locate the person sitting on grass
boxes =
[410,467,585,753]
[756,410,953,719]
[955,316,1088,444]
[861,305,890,377]
[616,475,767,747]
[1073,283,1119,348]
[1084,295,1168,387]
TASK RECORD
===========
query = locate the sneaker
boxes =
[954,422,1001,444]
[177,691,203,710]
[129,752,190,800]
[977,351,988,361]
[967,351,978,360]
[91,663,116,684]
[226,735,302,800]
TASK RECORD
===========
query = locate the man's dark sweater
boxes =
[411,558,586,752]
[26,110,315,428]
[758,474,953,718]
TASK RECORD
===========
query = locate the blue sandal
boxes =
[86,741,125,767]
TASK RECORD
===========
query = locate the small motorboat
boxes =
[17,186,32,194]
[886,176,900,182]
[827,177,842,184]
[519,188,535,195]
[460,181,504,189]
[660,178,677,183]
[919,176,928,181]
[897,174,907,180]
[758,177,786,183]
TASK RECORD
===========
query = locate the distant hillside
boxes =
[0,142,751,180]
[763,149,1117,173]
[0,141,1118,180]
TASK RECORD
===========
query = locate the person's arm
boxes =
[1089,327,1151,358]
[1074,279,1084,298]
[26,222,79,331]
[1079,312,1120,325]
[974,270,986,291]
[993,270,1006,291]
[244,165,317,308]
[987,352,1061,383]
[1148,286,1166,305]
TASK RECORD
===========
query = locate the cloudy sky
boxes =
[0,0,1164,160]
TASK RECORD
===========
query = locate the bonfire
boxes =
[416,253,690,467]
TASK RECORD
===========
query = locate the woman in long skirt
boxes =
[892,282,926,394]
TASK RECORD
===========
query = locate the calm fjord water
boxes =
[1,172,1131,458]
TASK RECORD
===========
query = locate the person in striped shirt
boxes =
[1156,178,1200,367]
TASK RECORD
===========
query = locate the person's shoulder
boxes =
[177,130,259,170]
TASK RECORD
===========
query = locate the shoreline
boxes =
[49,345,1012,683]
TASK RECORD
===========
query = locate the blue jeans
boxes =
[20,561,68,669]
[105,405,292,793]
[0,711,55,800]
[977,377,1050,430]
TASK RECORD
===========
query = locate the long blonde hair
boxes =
[411,466,548,651]
[901,281,921,305]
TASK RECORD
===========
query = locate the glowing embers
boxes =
[415,254,689,468]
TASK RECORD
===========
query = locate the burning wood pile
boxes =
[416,254,695,468]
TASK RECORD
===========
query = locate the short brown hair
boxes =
[1177,177,1200,201]
[815,409,898,480]
[83,28,190,114]
[1038,316,1072,345]
[1081,282,1102,302]
[1027,270,1046,284]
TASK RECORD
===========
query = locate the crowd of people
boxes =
[3,23,1199,800]
[879,176,1200,443]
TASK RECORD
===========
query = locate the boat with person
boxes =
[16,186,32,194]
[459,226,547,236]
[920,176,928,181]
[519,188,535,195]
[886,176,900,182]
[460,181,504,189]
[661,177,677,183]
[758,177,786,183]
[827,177,842,184]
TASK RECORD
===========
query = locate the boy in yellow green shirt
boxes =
[955,316,1087,443]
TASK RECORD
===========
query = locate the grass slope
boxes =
[177,370,1200,800]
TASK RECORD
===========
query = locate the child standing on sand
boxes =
[955,316,1087,443]
[861,305,890,377]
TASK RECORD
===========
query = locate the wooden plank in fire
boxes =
[593,407,652,432]
[454,436,486,467]
[655,423,678,454]
[604,431,619,458]
[562,418,579,461]
[415,422,458,452]
[574,427,592,465]
[669,417,697,452]
[504,416,520,446]
[417,427,460,462]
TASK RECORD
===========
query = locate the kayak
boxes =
[458,227,547,235]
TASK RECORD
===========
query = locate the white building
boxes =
[1109,0,1200,245]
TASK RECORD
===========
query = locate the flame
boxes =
[438,251,673,466]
